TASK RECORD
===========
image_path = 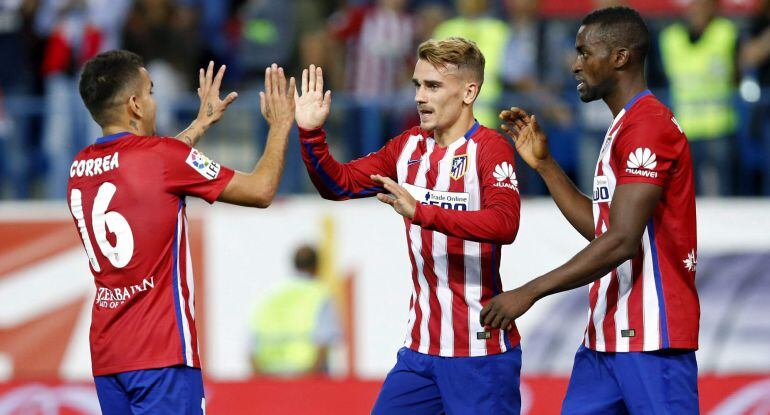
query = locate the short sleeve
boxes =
[612,118,682,187]
[161,138,235,203]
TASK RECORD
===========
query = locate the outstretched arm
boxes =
[217,64,295,208]
[480,182,662,330]
[500,108,595,240]
[176,61,239,147]
[297,65,396,200]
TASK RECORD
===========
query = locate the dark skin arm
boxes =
[480,182,663,331]
[500,108,595,241]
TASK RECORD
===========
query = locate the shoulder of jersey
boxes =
[627,97,683,136]
[472,125,511,146]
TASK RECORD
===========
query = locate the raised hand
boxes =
[499,107,551,171]
[260,64,296,130]
[196,61,239,127]
[294,64,332,130]
[371,175,417,219]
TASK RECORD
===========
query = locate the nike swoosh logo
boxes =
[407,159,421,165]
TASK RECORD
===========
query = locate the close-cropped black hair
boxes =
[79,50,144,126]
[581,7,650,64]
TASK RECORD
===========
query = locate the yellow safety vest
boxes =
[659,18,737,140]
[433,17,509,128]
[251,278,330,374]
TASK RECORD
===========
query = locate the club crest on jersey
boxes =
[449,154,468,180]
[186,148,221,180]
[492,161,518,190]
[625,147,658,178]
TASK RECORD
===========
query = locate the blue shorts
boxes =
[562,345,699,415]
[372,346,522,415]
[94,365,205,415]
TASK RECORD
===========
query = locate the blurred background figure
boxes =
[659,0,739,196]
[433,0,508,128]
[739,0,770,195]
[249,244,342,376]
[327,0,415,157]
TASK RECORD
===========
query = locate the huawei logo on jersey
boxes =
[493,162,518,190]
[625,148,658,178]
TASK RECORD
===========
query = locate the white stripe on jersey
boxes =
[396,135,421,183]
[398,135,423,349]
[433,138,467,355]
[184,217,198,356]
[463,140,487,356]
[411,140,434,354]
[175,206,193,366]
[614,260,633,352]
[642,229,661,350]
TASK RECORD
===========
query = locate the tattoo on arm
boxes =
[206,103,213,117]
[182,135,193,147]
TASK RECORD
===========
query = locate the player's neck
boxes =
[433,112,476,147]
[102,119,145,137]
[604,77,648,117]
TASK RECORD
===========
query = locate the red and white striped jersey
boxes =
[588,91,699,352]
[300,122,521,357]
[67,132,233,376]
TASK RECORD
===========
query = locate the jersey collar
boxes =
[95,132,132,145]
[623,89,652,112]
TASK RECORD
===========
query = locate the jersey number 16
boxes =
[69,182,134,272]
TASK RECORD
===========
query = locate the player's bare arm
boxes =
[217,64,295,208]
[500,108,594,240]
[372,174,417,219]
[480,182,662,330]
[175,61,239,147]
[295,64,332,130]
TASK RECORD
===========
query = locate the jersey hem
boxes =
[404,339,522,357]
[92,357,200,377]
[584,338,698,352]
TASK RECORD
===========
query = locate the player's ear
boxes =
[613,47,630,69]
[464,81,479,105]
[128,94,143,119]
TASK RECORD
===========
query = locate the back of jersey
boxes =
[66,132,233,376]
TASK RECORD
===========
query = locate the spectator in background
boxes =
[500,0,576,194]
[740,0,770,194]
[659,0,738,195]
[433,0,508,128]
[123,0,201,135]
[328,0,415,157]
[35,0,131,198]
[250,245,342,376]
[0,0,44,198]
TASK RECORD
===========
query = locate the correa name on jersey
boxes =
[70,152,119,178]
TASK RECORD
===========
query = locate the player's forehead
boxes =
[138,67,152,88]
[575,24,605,50]
[412,59,461,82]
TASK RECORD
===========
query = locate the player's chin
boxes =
[419,120,436,131]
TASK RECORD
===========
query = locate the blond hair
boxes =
[417,37,485,85]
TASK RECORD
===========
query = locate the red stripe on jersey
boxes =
[627,246,645,350]
[602,270,619,352]
[448,142,469,356]
[480,242,502,354]
[406,143,425,350]
[422,146,447,355]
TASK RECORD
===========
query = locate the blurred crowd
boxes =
[0,0,769,198]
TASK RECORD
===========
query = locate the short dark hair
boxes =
[581,7,650,64]
[293,245,318,274]
[79,50,144,126]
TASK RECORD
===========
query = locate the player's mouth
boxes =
[418,107,434,120]
[575,77,586,92]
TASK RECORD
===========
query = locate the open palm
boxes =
[295,64,332,130]
[500,108,551,170]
